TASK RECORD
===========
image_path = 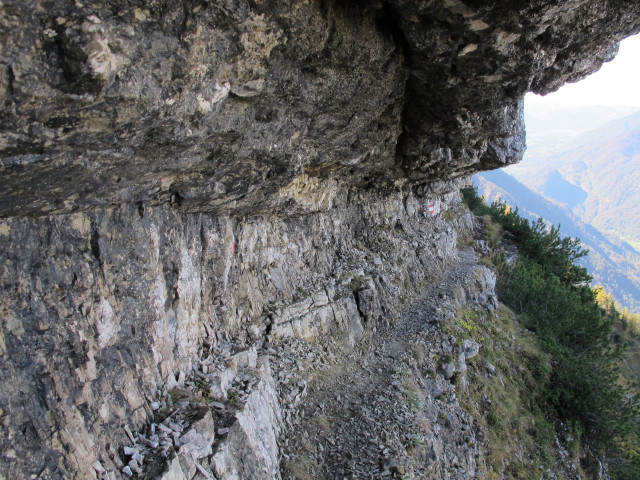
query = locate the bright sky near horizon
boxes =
[527,33,640,108]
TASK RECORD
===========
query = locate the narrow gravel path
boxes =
[281,250,482,480]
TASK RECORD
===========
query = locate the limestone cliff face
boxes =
[0,1,639,479]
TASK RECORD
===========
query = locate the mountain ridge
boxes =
[507,107,640,244]
[475,169,640,312]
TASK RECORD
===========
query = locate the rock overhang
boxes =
[0,0,638,217]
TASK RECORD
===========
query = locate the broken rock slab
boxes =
[209,347,258,400]
[180,409,216,460]
[211,358,282,480]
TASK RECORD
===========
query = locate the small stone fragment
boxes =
[484,360,496,375]
[442,362,456,379]
[195,461,215,479]
[132,451,144,463]
[462,339,481,359]
[128,458,143,474]
[158,423,172,433]
[92,461,105,474]
[124,425,136,443]
[139,435,159,449]
[168,421,183,432]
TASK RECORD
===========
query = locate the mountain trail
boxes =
[281,250,484,480]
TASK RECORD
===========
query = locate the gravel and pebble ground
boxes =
[280,250,490,479]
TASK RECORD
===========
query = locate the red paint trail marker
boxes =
[427,204,435,216]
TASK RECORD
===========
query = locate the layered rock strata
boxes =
[0,182,467,478]
[1,0,640,479]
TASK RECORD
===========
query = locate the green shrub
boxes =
[462,185,640,478]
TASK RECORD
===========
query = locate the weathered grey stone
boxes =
[211,360,282,480]
[333,297,365,348]
[355,279,384,326]
[159,456,188,480]
[457,352,468,373]
[209,368,237,401]
[179,410,215,460]
[443,363,456,380]
[229,347,258,370]
[0,1,638,478]
[311,291,330,308]
[462,339,481,360]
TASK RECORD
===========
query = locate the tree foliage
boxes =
[462,185,640,477]
[596,286,640,340]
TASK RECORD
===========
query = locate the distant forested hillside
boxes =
[474,169,640,312]
[507,108,640,245]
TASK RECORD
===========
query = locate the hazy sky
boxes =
[527,33,640,107]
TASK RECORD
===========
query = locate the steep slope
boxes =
[510,110,640,243]
[1,1,640,479]
[282,248,578,480]
[475,169,640,311]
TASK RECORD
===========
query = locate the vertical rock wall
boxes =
[1,0,640,478]
[0,180,469,478]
